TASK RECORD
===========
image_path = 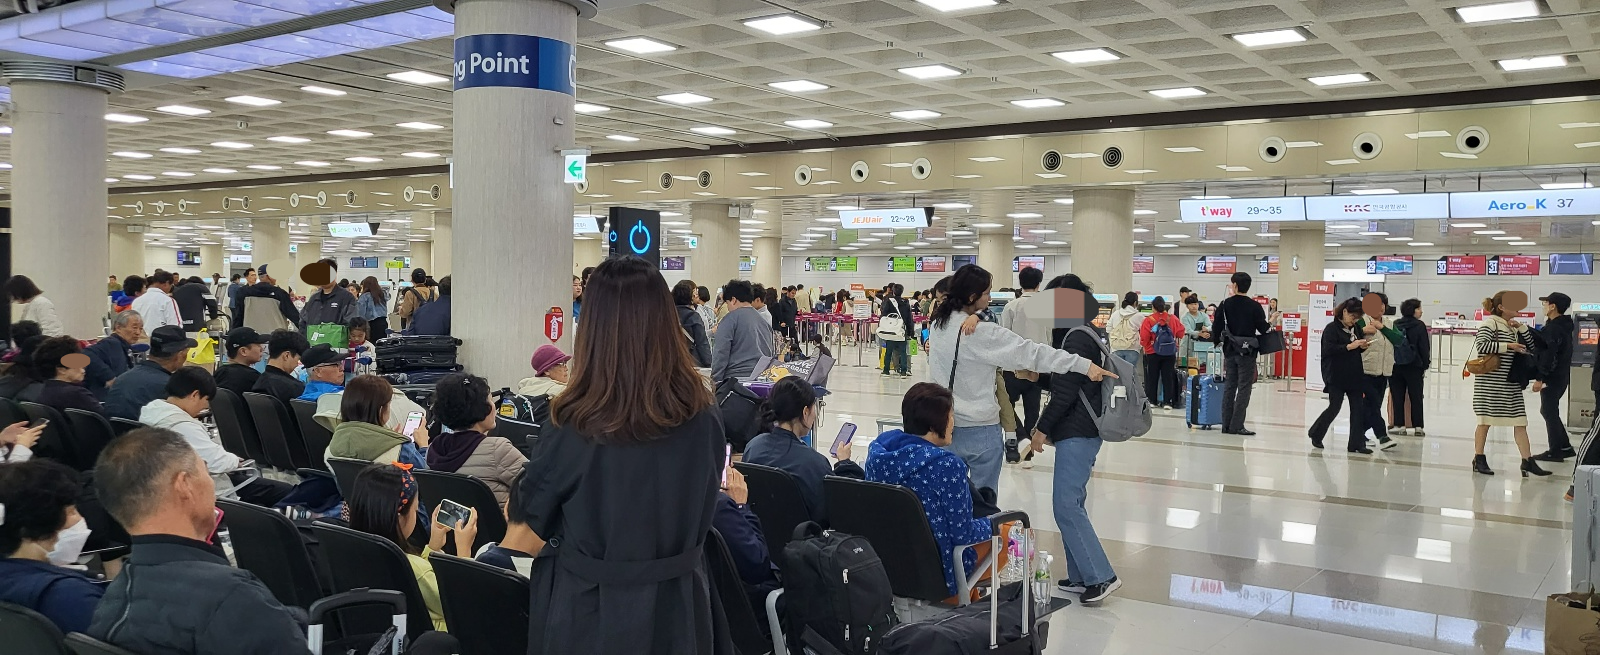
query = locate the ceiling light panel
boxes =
[1150,87,1206,98]
[156,105,210,116]
[890,109,942,120]
[1010,98,1064,108]
[915,0,996,11]
[1231,28,1307,47]
[386,70,451,84]
[743,14,822,35]
[1051,48,1120,64]
[224,95,280,106]
[606,37,676,54]
[658,92,713,104]
[898,64,963,79]
[1308,73,1370,86]
[1456,1,1539,23]
[769,80,829,92]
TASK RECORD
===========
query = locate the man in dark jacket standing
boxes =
[104,326,195,420]
[172,276,220,336]
[1534,292,1577,461]
[89,428,311,655]
[85,310,144,399]
[407,275,452,336]
[298,259,357,336]
[238,264,300,330]
[1210,272,1271,436]
[229,268,256,330]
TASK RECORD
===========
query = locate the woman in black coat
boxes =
[518,256,732,655]
[1308,298,1374,453]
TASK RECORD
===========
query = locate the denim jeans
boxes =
[1052,437,1115,586]
[947,423,1004,494]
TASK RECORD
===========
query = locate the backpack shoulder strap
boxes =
[947,332,962,390]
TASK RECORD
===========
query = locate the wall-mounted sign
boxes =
[917,256,946,273]
[327,222,376,238]
[1196,255,1237,274]
[1012,256,1045,273]
[563,153,587,184]
[383,259,405,270]
[835,256,858,272]
[1449,188,1600,219]
[1366,255,1413,275]
[839,208,933,229]
[1436,255,1488,275]
[1179,197,1306,223]
[1550,253,1595,276]
[1258,255,1279,275]
[739,256,755,272]
[608,207,660,268]
[1132,255,1154,274]
[289,244,298,254]
[1304,193,1450,221]
[660,256,686,271]
[1491,255,1540,276]
[544,306,564,342]
[573,215,600,234]
[228,254,252,263]
[889,256,916,272]
[453,33,576,94]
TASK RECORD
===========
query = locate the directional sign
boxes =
[564,154,587,184]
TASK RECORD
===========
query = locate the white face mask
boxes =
[47,517,92,566]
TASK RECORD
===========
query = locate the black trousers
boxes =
[1390,365,1425,428]
[368,316,390,339]
[1361,375,1389,440]
[1310,386,1367,451]
[1541,378,1572,452]
[1144,353,1178,408]
[1003,371,1042,439]
[1221,352,1257,432]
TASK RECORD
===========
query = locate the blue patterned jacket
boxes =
[864,429,992,595]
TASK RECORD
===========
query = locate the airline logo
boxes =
[1179,197,1306,223]
[1199,206,1232,218]
[1450,188,1600,219]
[1304,194,1447,220]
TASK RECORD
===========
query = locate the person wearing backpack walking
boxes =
[1027,274,1123,606]
[1390,298,1431,437]
[1138,297,1185,411]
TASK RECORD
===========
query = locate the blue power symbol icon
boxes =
[628,220,651,254]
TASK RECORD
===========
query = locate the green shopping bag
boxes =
[908,339,920,356]
[307,323,349,348]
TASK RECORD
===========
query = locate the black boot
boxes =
[1522,458,1553,477]
[1004,438,1021,464]
[1472,454,1494,476]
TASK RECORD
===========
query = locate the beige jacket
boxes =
[397,286,438,323]
[441,434,528,507]
[1359,315,1396,377]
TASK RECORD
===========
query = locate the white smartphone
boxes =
[401,411,425,439]
[436,498,471,530]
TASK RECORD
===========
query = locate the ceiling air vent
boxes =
[1101,146,1123,169]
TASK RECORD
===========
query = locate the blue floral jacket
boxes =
[864,430,992,595]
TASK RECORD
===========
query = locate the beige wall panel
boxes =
[1223,121,1323,179]
[1141,126,1228,183]
[1415,106,1531,170]
[950,138,1025,189]
[1076,131,1145,184]
[1316,113,1420,175]
[1528,101,1600,166]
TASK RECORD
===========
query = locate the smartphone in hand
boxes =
[721,444,732,487]
[829,423,858,458]
[400,411,425,439]
[437,498,471,530]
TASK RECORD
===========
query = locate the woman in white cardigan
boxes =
[6,275,64,337]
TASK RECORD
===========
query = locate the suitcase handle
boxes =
[307,588,407,655]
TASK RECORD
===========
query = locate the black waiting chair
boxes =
[431,553,529,655]
[64,633,140,655]
[824,476,1025,607]
[0,397,27,429]
[217,499,327,609]
[0,602,70,655]
[19,402,77,468]
[211,389,268,462]
[311,522,435,642]
[61,410,117,471]
[706,529,776,655]
[412,469,506,554]
[107,418,145,436]
[243,393,311,470]
[327,456,371,498]
[290,399,333,467]
[733,462,815,550]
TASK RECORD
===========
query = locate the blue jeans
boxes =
[947,423,1003,494]
[1052,437,1115,586]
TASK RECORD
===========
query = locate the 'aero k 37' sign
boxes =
[454,34,576,94]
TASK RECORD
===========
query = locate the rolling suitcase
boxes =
[879,531,1054,655]
[1159,370,1188,409]
[1575,463,1600,593]
[375,335,459,372]
[1186,374,1224,430]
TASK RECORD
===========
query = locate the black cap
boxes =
[1540,292,1572,314]
[256,264,269,278]
[225,327,271,351]
[299,344,344,368]
[148,325,198,357]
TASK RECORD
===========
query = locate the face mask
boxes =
[252,358,268,373]
[47,517,92,566]
[293,365,308,382]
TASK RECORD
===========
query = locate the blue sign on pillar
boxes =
[608,207,661,268]
[453,34,576,94]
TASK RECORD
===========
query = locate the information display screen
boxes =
[1549,253,1595,275]
[1012,256,1045,273]
[952,254,978,269]
[888,256,916,272]
[1132,255,1154,274]
[1258,256,1278,275]
[1436,255,1488,275]
[176,250,201,266]
[660,256,686,271]
[1196,256,1237,274]
[917,256,946,272]
[1491,255,1539,276]
[608,207,661,268]
[1366,255,1413,275]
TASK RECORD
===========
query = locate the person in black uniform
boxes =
[1533,292,1577,462]
[212,328,271,396]
[1210,272,1272,435]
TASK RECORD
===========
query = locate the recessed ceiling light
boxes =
[1156,243,1179,248]
[785,119,833,129]
[1200,239,1226,244]
[0,127,9,134]
[1407,241,1435,246]
[1474,229,1506,235]
[1191,195,1229,199]
[161,171,194,177]
[1257,232,1280,237]
[898,64,964,79]
[1385,236,1412,241]
[396,121,444,130]
[211,141,252,149]
[934,203,972,209]
[265,136,310,144]
[691,126,736,136]
[386,70,451,85]
[1231,28,1307,47]
[1051,48,1120,64]
[246,164,281,170]
[1499,55,1567,71]
[1451,222,1487,228]
[1217,226,1249,231]
[345,156,383,163]
[112,151,152,158]
[1491,236,1521,241]
[156,105,210,116]
[1027,229,1057,234]
[856,238,881,242]
[1132,228,1149,233]
[224,95,280,107]
[574,103,610,114]
[658,92,712,105]
[327,129,373,138]
[294,160,331,167]
[1133,209,1158,215]
[1509,241,1537,246]
[1232,243,1257,248]
[105,177,119,183]
[608,37,679,55]
[202,168,237,174]
[401,152,441,158]
[891,109,942,120]
[769,80,829,92]
[1456,1,1538,23]
[606,135,640,142]
[742,14,822,35]
[1350,188,1399,195]
[1308,73,1371,86]
[1162,234,1190,239]
[1150,87,1206,99]
[970,222,1003,228]
[1358,231,1390,236]
[105,113,147,123]
[123,174,155,180]
[1053,198,1074,205]
[1008,213,1043,219]
[1010,98,1064,108]
[300,85,347,96]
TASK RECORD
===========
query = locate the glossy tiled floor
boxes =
[815,353,1578,654]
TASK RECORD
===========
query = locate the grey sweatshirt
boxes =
[712,306,774,381]
[929,310,1092,427]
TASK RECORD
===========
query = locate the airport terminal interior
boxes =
[1,0,1600,653]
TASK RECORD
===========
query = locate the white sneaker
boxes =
[1413,428,1426,437]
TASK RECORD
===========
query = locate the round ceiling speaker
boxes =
[850,160,870,182]
[1457,126,1489,155]
[315,190,328,207]
[1259,136,1286,163]
[289,194,300,208]
[1040,150,1063,172]
[697,170,712,188]
[1353,132,1382,160]
[795,165,813,186]
[429,185,442,200]
[658,172,673,190]
[1101,146,1123,169]
[403,186,416,203]
[911,157,932,180]
[344,191,357,205]
[574,179,589,194]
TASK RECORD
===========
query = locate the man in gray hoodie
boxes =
[711,279,774,382]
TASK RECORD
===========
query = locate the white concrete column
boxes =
[694,203,740,290]
[409,240,433,275]
[11,78,109,337]
[109,226,145,278]
[1070,188,1136,299]
[200,244,224,277]
[451,0,577,386]
[573,238,604,276]
[751,237,781,289]
[977,230,1013,283]
[1276,224,1326,313]
[251,219,293,292]
[432,212,452,278]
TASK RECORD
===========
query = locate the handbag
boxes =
[187,329,216,365]
[1465,353,1501,376]
[1258,330,1286,355]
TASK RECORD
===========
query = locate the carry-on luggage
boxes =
[878,530,1054,655]
[307,588,406,655]
[778,522,898,655]
[1186,374,1225,429]
[491,388,549,455]
[375,335,459,373]
[1159,370,1188,409]
[1574,463,1600,593]
[716,377,764,453]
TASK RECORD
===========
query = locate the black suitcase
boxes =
[878,533,1057,655]
[376,335,459,372]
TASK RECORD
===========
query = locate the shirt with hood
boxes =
[1106,306,1143,352]
[239,281,301,326]
[927,310,1090,428]
[516,375,566,398]
[326,419,428,469]
[139,398,240,495]
[864,429,991,595]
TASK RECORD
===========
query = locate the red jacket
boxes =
[1139,312,1185,355]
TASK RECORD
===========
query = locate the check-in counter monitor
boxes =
[1570,313,1598,429]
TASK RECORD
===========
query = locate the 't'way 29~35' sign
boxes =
[453,34,576,94]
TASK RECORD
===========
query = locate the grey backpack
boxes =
[1066,326,1152,442]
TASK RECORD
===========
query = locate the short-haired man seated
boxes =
[139,367,291,507]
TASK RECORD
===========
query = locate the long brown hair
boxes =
[360,276,386,304]
[552,256,714,443]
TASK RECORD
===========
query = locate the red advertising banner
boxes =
[1196,256,1237,274]
[1132,255,1155,274]
[1492,255,1540,276]
[1437,255,1488,275]
[916,256,947,273]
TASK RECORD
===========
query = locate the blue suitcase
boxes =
[1187,374,1224,429]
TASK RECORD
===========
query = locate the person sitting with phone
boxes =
[475,471,545,577]
[425,373,528,507]
[711,464,781,631]
[345,461,475,632]
[326,375,429,469]
[0,459,106,634]
[740,376,863,523]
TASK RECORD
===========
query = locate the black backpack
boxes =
[492,388,550,455]
[715,377,764,453]
[778,522,899,655]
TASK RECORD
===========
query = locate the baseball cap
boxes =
[224,327,271,356]
[256,264,270,278]
[148,326,198,357]
[1540,292,1572,314]
[299,344,345,368]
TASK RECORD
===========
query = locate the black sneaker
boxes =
[1004,438,1021,463]
[1534,449,1577,462]
[1079,577,1122,605]
[1056,580,1086,594]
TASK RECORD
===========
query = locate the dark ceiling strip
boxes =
[104,165,451,195]
[87,0,431,67]
[589,79,1600,163]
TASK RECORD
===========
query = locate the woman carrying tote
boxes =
[1470,291,1550,477]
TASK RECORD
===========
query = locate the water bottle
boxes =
[998,524,1028,583]
[1032,550,1053,615]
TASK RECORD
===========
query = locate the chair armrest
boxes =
[766,589,786,655]
[987,510,1030,533]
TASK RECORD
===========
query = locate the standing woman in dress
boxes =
[1471,291,1550,477]
[516,255,731,655]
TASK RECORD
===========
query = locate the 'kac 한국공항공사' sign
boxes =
[454,34,576,94]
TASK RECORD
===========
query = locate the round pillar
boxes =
[410,240,433,275]
[109,226,145,278]
[432,212,452,277]
[252,219,293,292]
[693,203,740,290]
[1070,189,1136,299]
[1276,224,1326,313]
[200,245,224,276]
[751,237,781,289]
[977,230,1013,282]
